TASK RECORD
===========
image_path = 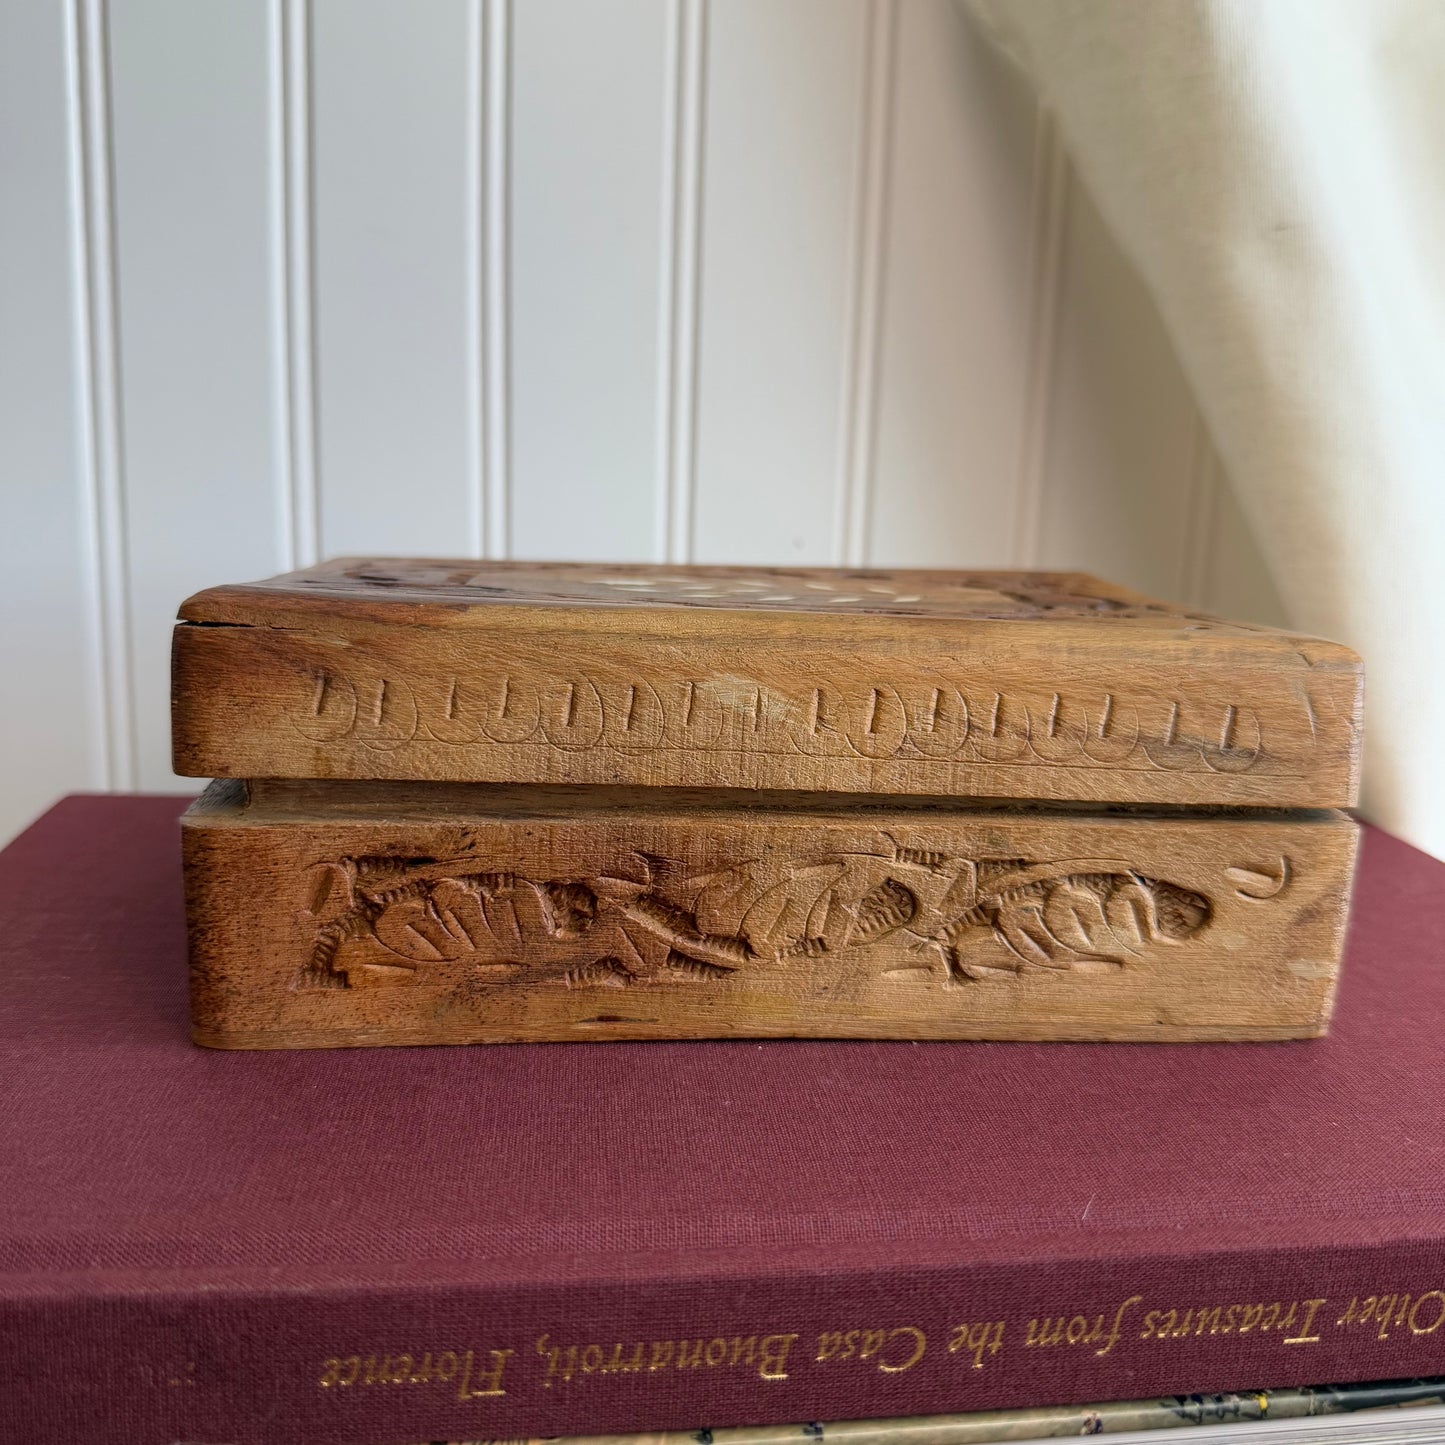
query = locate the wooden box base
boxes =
[182,781,1358,1048]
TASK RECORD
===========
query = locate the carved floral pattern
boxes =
[298,840,1212,995]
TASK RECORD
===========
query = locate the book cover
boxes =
[3,797,1443,1445]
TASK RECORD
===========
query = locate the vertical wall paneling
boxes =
[1035,167,1202,599]
[271,0,320,569]
[464,0,486,555]
[108,0,279,792]
[2,0,1300,844]
[1012,107,1069,568]
[67,0,134,792]
[1202,464,1291,629]
[482,0,512,557]
[0,0,99,846]
[311,0,473,557]
[835,0,898,568]
[690,0,867,565]
[1179,412,1220,608]
[869,0,1036,567]
[509,0,670,562]
[1176,424,1291,636]
[657,0,707,563]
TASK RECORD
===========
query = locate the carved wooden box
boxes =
[173,559,1364,1048]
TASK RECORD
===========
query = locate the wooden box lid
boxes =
[171,558,1362,807]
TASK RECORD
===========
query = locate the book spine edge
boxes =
[6,1235,1445,1445]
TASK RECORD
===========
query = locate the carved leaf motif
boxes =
[1042,881,1117,956]
[725,864,847,953]
[358,875,658,986]
[942,862,1212,981]
[683,853,937,958]
[372,877,552,962]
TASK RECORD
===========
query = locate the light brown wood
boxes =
[171,559,1363,808]
[183,780,1358,1048]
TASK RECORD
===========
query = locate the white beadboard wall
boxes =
[0,0,1286,846]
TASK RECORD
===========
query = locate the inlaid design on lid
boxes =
[289,558,1255,626]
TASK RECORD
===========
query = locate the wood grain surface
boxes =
[171,560,1363,807]
[183,780,1358,1048]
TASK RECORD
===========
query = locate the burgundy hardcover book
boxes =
[3,797,1445,1445]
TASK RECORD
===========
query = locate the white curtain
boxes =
[963,0,1445,860]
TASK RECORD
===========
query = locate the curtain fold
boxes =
[962,0,1445,859]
